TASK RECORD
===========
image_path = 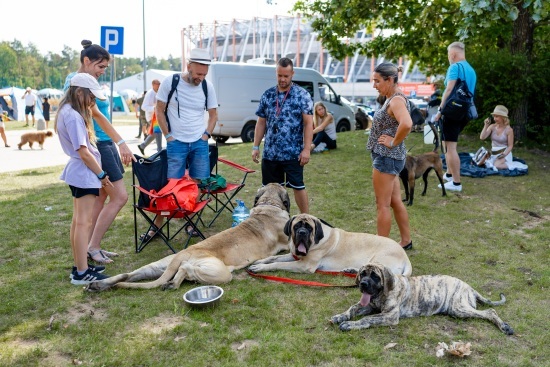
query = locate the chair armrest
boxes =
[217,157,256,174]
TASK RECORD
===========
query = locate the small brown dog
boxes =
[399,151,446,206]
[18,130,54,150]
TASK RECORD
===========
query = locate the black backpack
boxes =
[440,63,473,121]
[164,73,208,132]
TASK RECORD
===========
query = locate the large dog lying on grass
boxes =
[86,184,291,291]
[331,263,514,335]
[249,214,412,276]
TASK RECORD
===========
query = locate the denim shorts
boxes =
[371,152,405,175]
[167,138,210,180]
[97,141,124,182]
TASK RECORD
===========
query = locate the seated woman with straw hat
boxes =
[479,105,515,170]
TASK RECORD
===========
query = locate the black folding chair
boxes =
[132,150,209,253]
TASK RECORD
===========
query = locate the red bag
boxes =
[150,178,198,212]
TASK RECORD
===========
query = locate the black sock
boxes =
[445,173,452,178]
[453,181,461,186]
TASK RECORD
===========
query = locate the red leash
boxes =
[246,267,357,288]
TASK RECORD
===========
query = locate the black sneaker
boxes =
[71,268,110,285]
[70,264,106,279]
[138,145,145,156]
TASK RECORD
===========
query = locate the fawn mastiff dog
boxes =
[399,151,447,206]
[331,263,514,335]
[86,184,291,291]
[249,214,412,276]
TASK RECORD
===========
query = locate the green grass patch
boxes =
[0,130,548,366]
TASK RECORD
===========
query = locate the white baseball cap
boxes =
[70,73,107,100]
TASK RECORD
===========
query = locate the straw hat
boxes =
[491,105,508,118]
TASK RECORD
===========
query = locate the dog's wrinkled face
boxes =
[356,264,390,306]
[283,214,324,256]
[253,183,291,212]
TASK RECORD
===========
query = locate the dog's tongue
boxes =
[297,242,307,254]
[359,293,371,307]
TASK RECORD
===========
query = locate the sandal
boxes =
[101,250,119,257]
[139,230,158,242]
[186,226,200,237]
[87,249,113,264]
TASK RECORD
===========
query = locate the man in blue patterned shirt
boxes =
[252,57,314,213]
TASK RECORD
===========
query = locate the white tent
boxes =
[117,89,139,100]
[37,88,63,99]
[0,87,43,121]
[112,69,175,94]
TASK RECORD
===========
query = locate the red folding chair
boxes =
[200,145,256,227]
[132,150,210,253]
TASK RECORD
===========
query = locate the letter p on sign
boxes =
[100,26,124,55]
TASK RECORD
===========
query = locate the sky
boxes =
[2,0,296,59]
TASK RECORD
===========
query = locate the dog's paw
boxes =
[161,281,175,291]
[330,314,348,325]
[339,322,353,332]
[85,282,104,292]
[247,264,264,273]
[503,323,514,335]
[341,268,358,274]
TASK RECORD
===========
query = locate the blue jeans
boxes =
[167,138,210,180]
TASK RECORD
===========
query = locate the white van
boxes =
[206,62,356,143]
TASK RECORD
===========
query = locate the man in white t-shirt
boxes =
[140,48,218,241]
[155,48,218,181]
[21,87,37,127]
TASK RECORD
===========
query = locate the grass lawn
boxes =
[0,128,548,367]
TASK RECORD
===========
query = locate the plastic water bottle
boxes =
[231,199,250,227]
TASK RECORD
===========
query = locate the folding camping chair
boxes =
[132,149,210,253]
[200,144,256,227]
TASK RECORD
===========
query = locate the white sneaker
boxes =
[438,181,462,192]
[313,142,327,153]
[443,174,453,182]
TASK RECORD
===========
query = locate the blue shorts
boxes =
[97,141,124,182]
[25,106,35,115]
[69,185,99,198]
[167,138,210,180]
[371,152,405,176]
[262,159,305,190]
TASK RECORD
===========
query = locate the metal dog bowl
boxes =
[183,286,224,309]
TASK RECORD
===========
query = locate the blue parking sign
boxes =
[101,26,124,55]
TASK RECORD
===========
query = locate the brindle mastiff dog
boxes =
[249,214,412,276]
[331,263,514,335]
[86,184,291,291]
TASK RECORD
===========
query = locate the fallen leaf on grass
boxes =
[384,342,397,350]
[436,341,471,358]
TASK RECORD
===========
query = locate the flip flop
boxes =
[87,249,113,264]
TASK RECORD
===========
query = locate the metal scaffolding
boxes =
[182,15,426,83]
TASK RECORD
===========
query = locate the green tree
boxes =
[0,43,18,87]
[294,0,550,143]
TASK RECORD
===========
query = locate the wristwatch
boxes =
[204,130,211,138]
